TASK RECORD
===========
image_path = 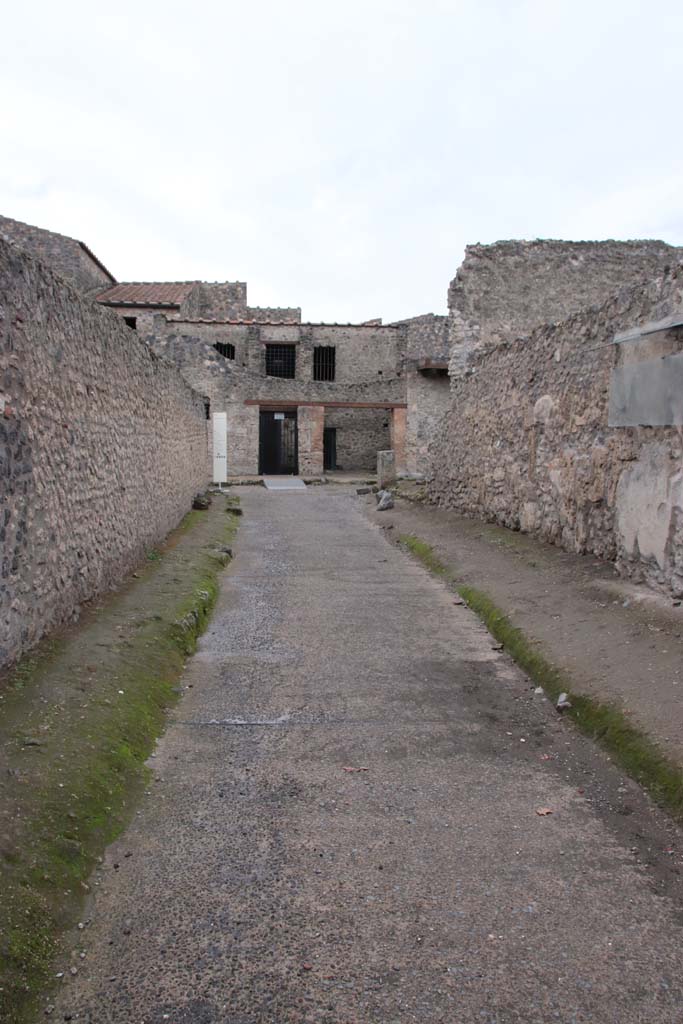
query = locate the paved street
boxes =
[54,486,683,1023]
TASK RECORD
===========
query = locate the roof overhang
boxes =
[97,300,181,309]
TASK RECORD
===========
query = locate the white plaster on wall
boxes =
[616,442,683,569]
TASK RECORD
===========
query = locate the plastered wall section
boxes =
[427,261,683,596]
[0,238,210,668]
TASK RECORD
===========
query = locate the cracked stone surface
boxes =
[52,486,683,1023]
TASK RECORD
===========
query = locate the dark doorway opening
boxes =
[259,410,298,474]
[323,427,337,471]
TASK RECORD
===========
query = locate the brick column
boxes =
[298,404,324,476]
[390,407,407,477]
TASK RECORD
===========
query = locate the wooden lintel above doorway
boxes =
[245,400,407,410]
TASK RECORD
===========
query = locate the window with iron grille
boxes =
[214,342,235,360]
[265,344,296,378]
[313,345,336,381]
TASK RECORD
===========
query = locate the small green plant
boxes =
[399,533,683,823]
[0,502,239,1023]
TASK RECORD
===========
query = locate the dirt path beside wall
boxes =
[48,485,683,1024]
[367,491,683,767]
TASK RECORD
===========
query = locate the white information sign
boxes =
[212,412,228,484]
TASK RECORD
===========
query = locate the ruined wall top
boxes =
[0,214,116,295]
[448,239,681,348]
[391,313,449,362]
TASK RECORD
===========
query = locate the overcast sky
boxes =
[2,1,682,322]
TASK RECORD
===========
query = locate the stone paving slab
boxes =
[263,476,308,490]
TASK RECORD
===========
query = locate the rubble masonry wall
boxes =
[428,262,683,596]
[0,238,210,668]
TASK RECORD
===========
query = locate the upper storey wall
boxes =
[160,319,404,385]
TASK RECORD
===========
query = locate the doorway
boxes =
[323,427,337,471]
[259,410,298,474]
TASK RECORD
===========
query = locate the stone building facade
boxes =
[95,280,301,338]
[0,236,210,668]
[149,317,408,476]
[0,215,446,484]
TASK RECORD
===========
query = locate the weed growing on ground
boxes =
[0,504,239,1024]
[398,533,683,823]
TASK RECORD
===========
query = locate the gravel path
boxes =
[52,486,683,1023]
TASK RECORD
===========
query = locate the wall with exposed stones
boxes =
[180,282,248,320]
[448,239,681,375]
[246,306,301,323]
[393,314,450,476]
[0,238,210,668]
[428,261,683,596]
[163,318,404,383]
[324,407,390,470]
[0,214,116,295]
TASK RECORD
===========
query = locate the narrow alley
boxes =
[53,487,683,1023]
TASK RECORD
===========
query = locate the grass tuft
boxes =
[399,533,683,822]
[0,504,239,1024]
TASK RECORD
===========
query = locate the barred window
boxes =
[266,344,296,378]
[214,342,235,360]
[313,346,336,381]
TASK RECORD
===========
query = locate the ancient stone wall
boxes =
[324,407,390,470]
[405,371,450,477]
[163,318,404,384]
[0,214,115,295]
[393,314,451,476]
[246,306,302,323]
[101,307,159,339]
[0,238,210,668]
[448,240,681,375]
[179,282,248,320]
[428,261,683,596]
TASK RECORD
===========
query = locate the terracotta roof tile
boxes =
[96,282,198,306]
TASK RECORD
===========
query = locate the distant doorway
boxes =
[259,410,298,474]
[323,427,337,471]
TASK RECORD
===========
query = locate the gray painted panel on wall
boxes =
[609,354,683,426]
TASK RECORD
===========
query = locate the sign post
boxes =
[212,412,228,485]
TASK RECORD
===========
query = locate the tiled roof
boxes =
[96,282,199,306]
